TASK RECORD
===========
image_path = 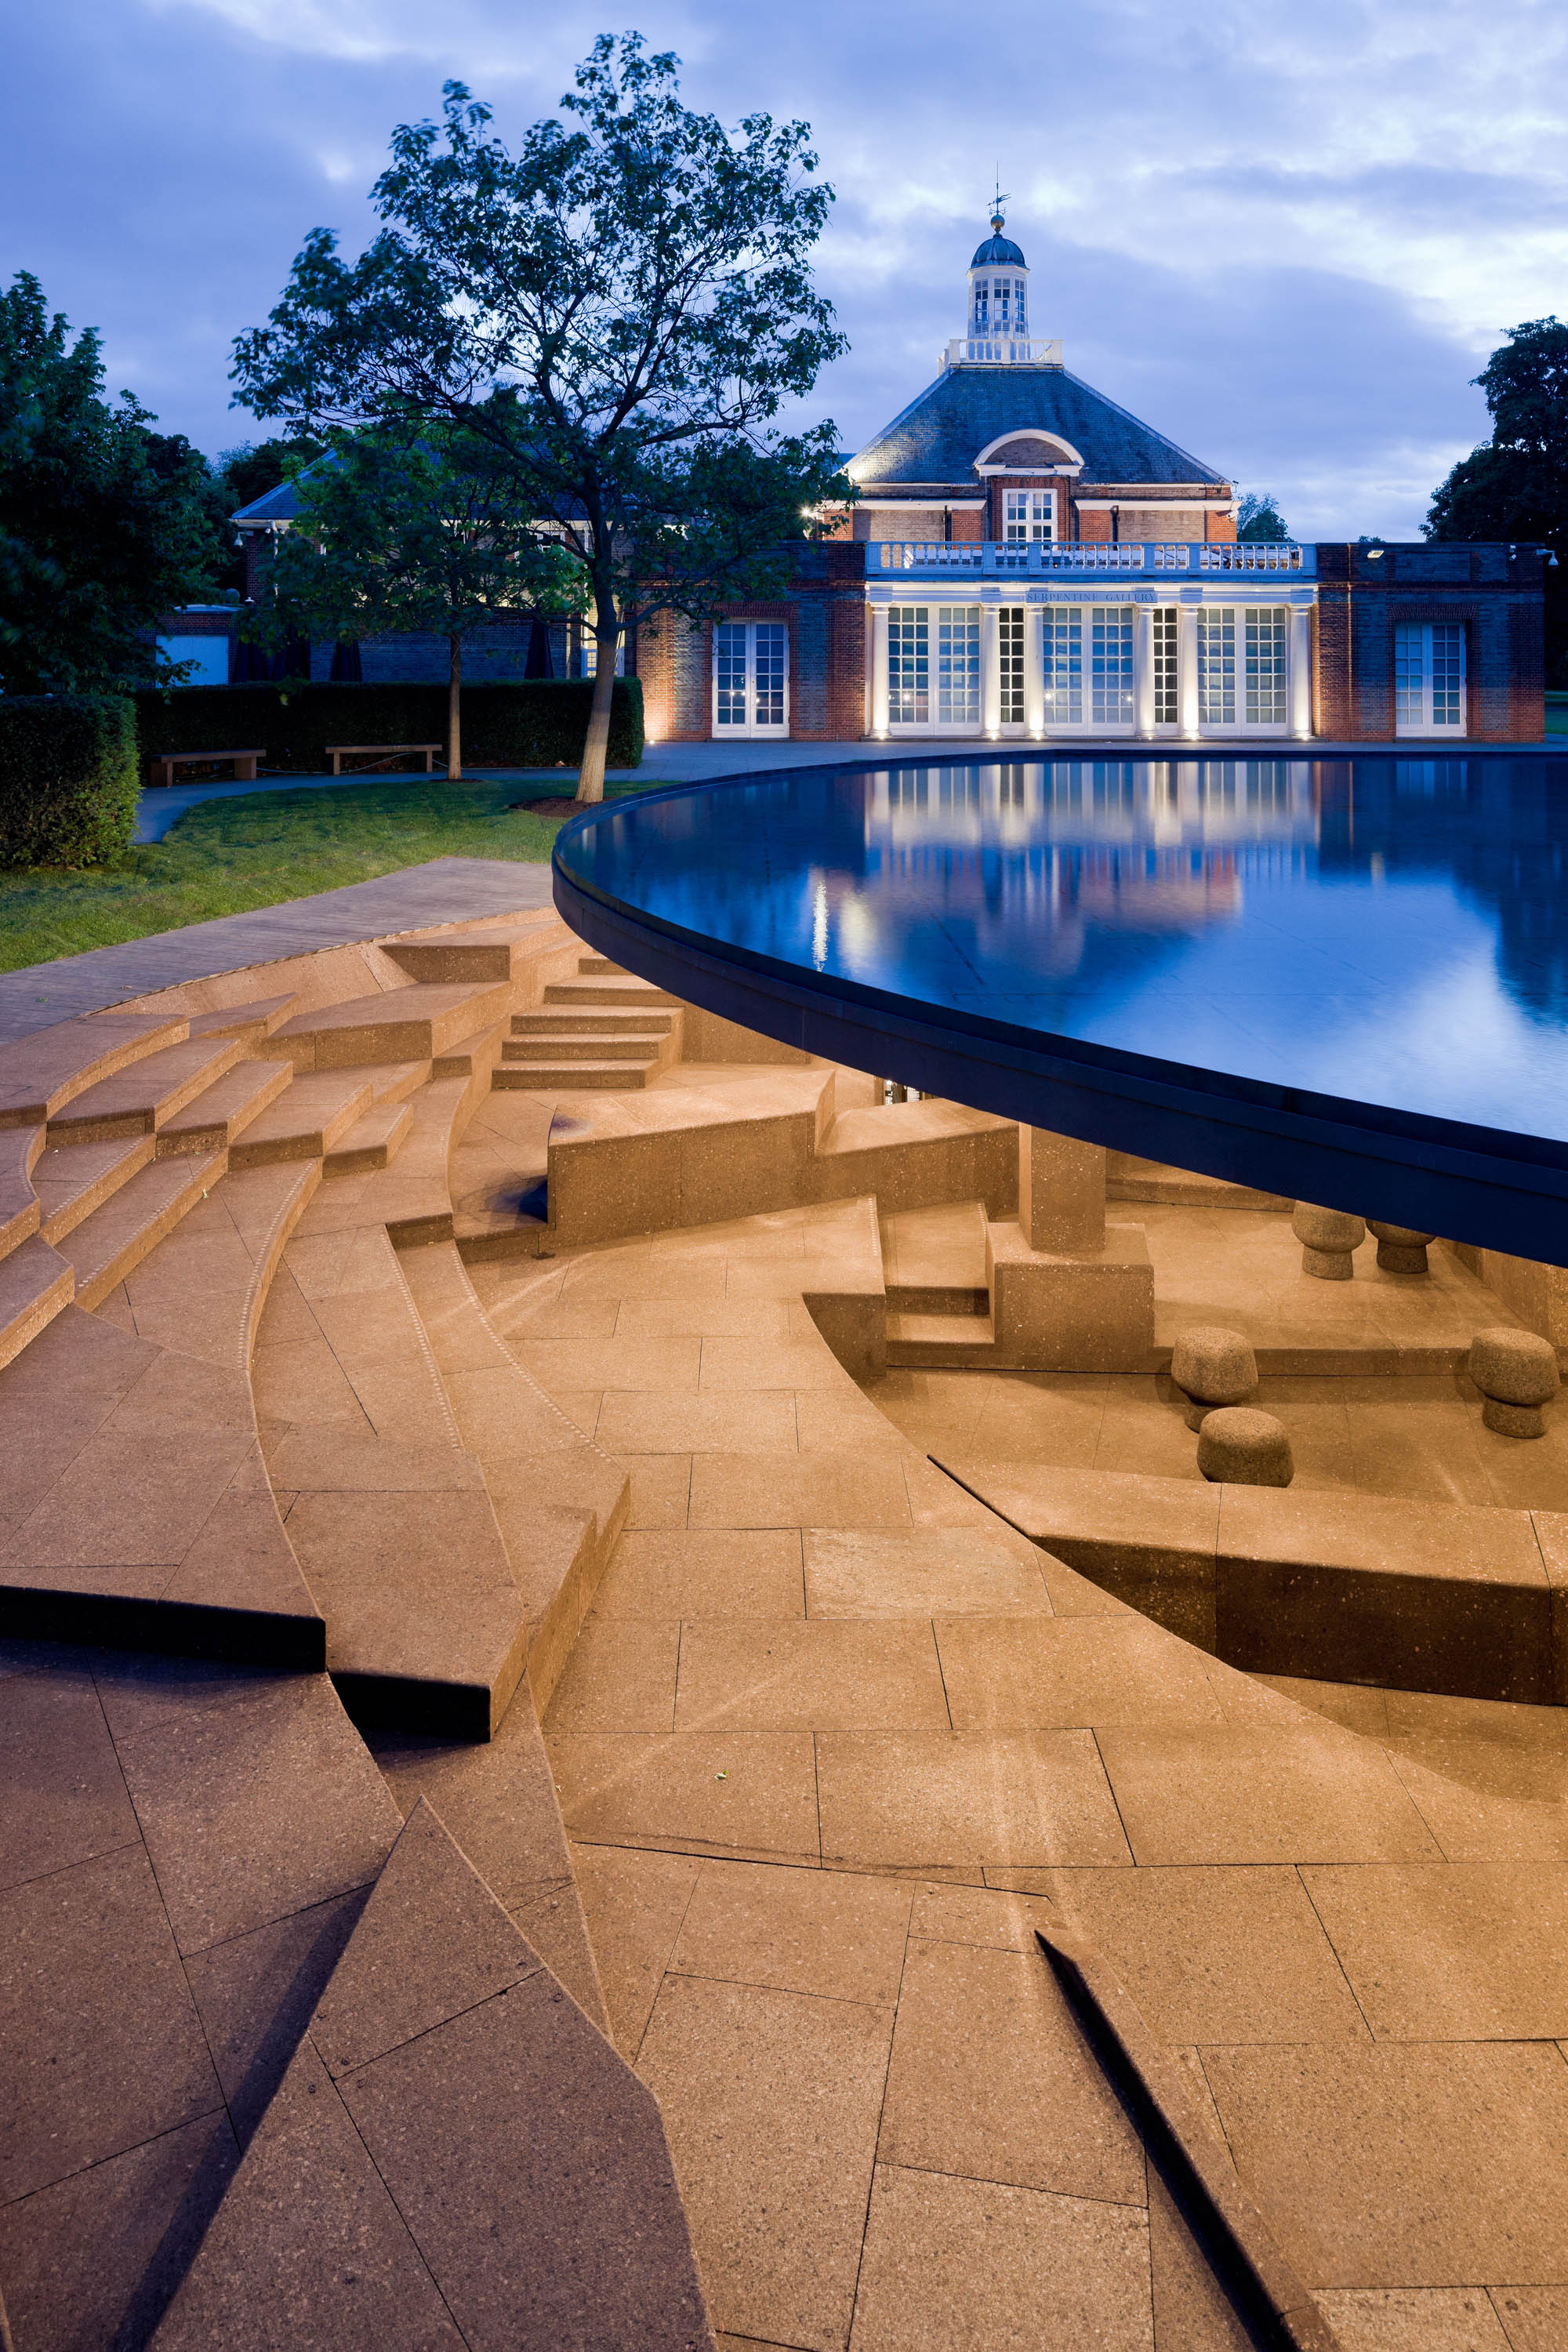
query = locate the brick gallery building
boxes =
[637,213,1546,748]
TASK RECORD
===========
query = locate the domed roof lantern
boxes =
[965,198,1030,347]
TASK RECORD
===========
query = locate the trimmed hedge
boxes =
[0,695,139,868]
[132,677,644,777]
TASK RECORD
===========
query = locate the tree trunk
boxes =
[575,627,619,807]
[447,633,463,782]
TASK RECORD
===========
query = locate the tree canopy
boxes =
[1236,490,1288,543]
[1428,317,1568,679]
[254,423,581,776]
[0,271,227,693]
[232,34,851,799]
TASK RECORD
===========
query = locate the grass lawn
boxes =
[0,772,669,975]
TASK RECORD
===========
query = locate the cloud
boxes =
[2,0,1564,538]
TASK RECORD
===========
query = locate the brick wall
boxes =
[1314,544,1545,742]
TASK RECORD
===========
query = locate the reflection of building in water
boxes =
[865,759,1319,855]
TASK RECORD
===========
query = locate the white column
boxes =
[1024,603,1047,737]
[1289,601,1313,738]
[981,601,1001,738]
[870,602,890,737]
[1178,601,1201,739]
[1133,601,1156,738]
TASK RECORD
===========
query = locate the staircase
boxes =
[495,955,684,1091]
[883,1201,996,1360]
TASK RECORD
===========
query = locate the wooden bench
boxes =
[326,743,443,776]
[148,748,265,789]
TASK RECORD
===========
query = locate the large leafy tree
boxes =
[232,33,851,802]
[0,272,226,691]
[1236,490,1288,543]
[252,423,580,778]
[1428,317,1568,677]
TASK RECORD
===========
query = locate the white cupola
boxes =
[967,210,1029,339]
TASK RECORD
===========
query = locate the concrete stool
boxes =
[1292,1203,1366,1281]
[1468,1326,1561,1438]
[1170,1325,1259,1431]
[1196,1406,1295,1487]
[1367,1221,1436,1276]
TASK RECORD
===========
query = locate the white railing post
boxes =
[1290,603,1313,739]
[871,604,891,738]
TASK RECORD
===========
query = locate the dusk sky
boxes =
[5,0,1566,540]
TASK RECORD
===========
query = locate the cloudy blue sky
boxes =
[5,0,1566,538]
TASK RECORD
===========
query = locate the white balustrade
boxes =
[868,541,1312,579]
[942,336,1064,367]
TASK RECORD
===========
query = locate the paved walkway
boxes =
[0,857,554,1042]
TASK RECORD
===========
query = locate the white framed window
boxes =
[1153,608,1178,725]
[888,606,930,725]
[1198,608,1237,724]
[1042,608,1083,724]
[158,633,230,685]
[712,620,789,735]
[999,607,1025,725]
[1003,490,1054,542]
[1396,622,1467,734]
[1091,608,1134,726]
[1244,608,1288,726]
[936,607,982,727]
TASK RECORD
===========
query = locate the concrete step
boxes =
[58,1149,227,1310]
[0,1235,74,1371]
[325,1100,414,1176]
[886,1309,997,1365]
[267,981,514,1071]
[33,1133,156,1243]
[365,1059,432,1105]
[543,976,682,1009]
[186,993,299,1045]
[885,1283,991,1316]
[432,1018,510,1080]
[0,1011,187,1131]
[154,1058,293,1156]
[0,1128,42,1261]
[512,1007,676,1036]
[493,1058,661,1091]
[1106,1153,1291,1212]
[503,1032,666,1063]
[229,1073,374,1167]
[45,1035,245,1144]
[382,919,558,983]
[576,954,630,975]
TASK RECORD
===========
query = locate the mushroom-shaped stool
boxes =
[1170,1325,1259,1432]
[1292,1203,1366,1282]
[1468,1326,1560,1439]
[1196,1406,1295,1487]
[1367,1221,1436,1276]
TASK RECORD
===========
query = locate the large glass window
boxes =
[1245,608,1287,725]
[1091,608,1134,725]
[937,607,982,727]
[1042,608,1083,724]
[1004,490,1054,541]
[888,606,930,725]
[1153,608,1178,724]
[1198,608,1237,724]
[1396,622,1465,732]
[1000,607,1025,724]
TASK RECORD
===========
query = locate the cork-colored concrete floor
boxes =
[475,1197,1568,2352]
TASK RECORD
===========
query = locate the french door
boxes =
[1396,622,1466,735]
[713,621,789,736]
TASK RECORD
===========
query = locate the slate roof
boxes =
[849,365,1228,489]
[230,476,306,527]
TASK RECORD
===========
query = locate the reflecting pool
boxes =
[556,756,1568,1149]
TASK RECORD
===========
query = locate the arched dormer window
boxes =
[973,430,1085,474]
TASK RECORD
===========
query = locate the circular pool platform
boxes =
[553,753,1568,1263]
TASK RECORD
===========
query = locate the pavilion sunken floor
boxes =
[4,869,1568,2350]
